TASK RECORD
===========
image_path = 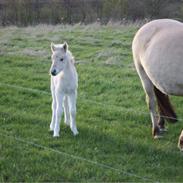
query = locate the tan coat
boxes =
[132,19,183,95]
[132,19,183,148]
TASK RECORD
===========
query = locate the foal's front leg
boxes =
[68,92,78,136]
[54,91,64,137]
[50,78,56,131]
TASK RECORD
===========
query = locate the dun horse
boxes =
[132,19,183,150]
[49,42,78,137]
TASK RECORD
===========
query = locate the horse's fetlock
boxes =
[152,126,160,137]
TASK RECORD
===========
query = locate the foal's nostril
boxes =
[51,69,57,76]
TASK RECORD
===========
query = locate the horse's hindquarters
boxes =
[132,19,183,141]
[141,29,183,96]
[178,130,183,151]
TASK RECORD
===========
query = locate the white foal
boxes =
[49,42,79,137]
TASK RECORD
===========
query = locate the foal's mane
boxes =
[67,50,75,65]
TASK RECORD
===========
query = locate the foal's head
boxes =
[50,42,69,76]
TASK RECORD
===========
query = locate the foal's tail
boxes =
[154,86,177,122]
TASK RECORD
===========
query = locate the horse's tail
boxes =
[154,86,177,122]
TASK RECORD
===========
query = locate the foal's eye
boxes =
[60,58,64,62]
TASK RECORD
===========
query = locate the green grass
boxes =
[0,23,183,182]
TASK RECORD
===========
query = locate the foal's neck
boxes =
[63,51,75,74]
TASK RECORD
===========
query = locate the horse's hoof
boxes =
[178,130,183,151]
[154,135,163,139]
[152,126,161,137]
[159,128,168,133]
[178,147,183,152]
[178,142,183,151]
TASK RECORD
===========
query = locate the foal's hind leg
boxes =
[63,96,70,126]
[135,63,161,138]
[68,92,78,136]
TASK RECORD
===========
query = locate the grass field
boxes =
[0,23,183,182]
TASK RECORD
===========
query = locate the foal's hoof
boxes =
[53,133,60,138]
[64,121,70,126]
[73,131,79,136]
[49,128,54,132]
[71,126,79,136]
[50,124,55,132]
[53,135,60,138]
[73,130,79,136]
[72,129,79,136]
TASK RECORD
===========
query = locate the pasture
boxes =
[0,23,183,182]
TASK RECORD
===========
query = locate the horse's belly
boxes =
[158,82,183,96]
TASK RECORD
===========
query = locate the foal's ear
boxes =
[63,42,68,52]
[51,42,56,52]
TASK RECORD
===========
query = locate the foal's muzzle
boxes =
[51,69,57,76]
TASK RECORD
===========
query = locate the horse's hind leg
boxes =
[134,63,161,138]
[178,130,183,151]
[154,86,177,132]
[158,115,166,132]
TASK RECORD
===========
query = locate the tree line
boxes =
[0,0,183,26]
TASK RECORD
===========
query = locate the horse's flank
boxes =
[133,19,183,96]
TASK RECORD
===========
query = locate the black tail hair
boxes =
[154,86,177,122]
